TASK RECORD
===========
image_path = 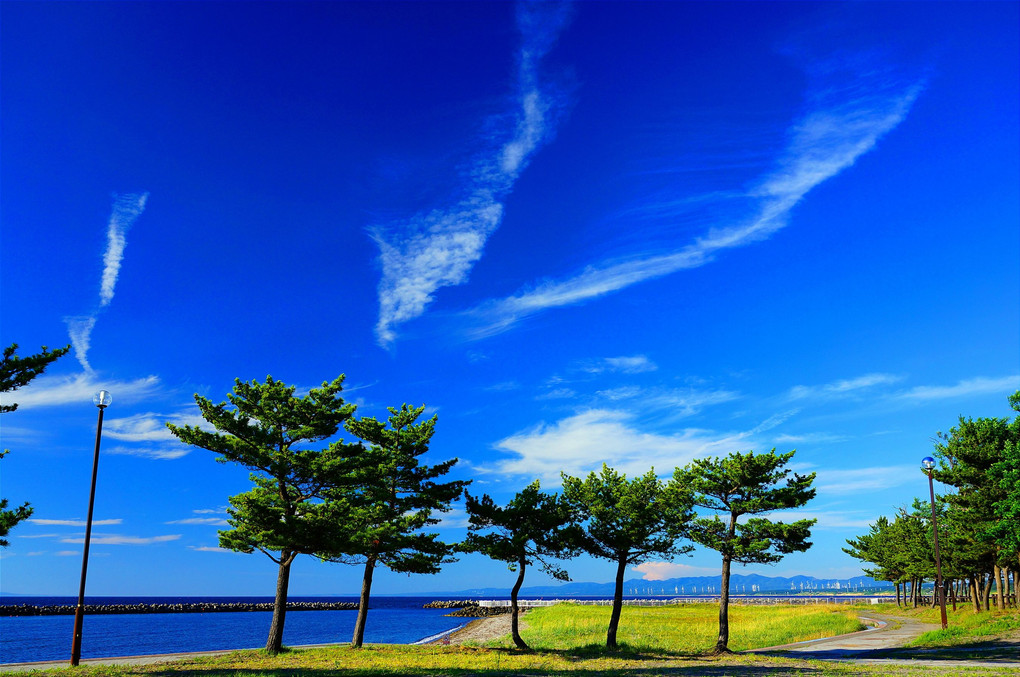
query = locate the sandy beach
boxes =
[435,614,517,645]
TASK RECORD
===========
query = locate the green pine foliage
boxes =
[673,449,816,653]
[341,404,469,648]
[460,480,583,649]
[167,375,362,654]
[0,342,70,546]
[561,464,695,649]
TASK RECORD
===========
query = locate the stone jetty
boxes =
[0,601,358,616]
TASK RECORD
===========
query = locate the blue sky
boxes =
[1,1,1017,597]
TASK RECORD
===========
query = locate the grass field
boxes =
[2,603,1017,677]
[486,601,864,653]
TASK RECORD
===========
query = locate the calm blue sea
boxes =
[0,596,472,665]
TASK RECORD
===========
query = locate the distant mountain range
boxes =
[447,574,893,597]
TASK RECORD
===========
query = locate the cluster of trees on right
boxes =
[462,451,816,654]
[844,391,1020,612]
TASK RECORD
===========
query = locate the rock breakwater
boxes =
[0,601,358,616]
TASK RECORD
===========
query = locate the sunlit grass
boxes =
[849,601,1020,648]
[487,602,864,654]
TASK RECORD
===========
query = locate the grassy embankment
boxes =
[4,603,1016,676]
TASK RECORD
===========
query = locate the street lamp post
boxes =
[70,390,112,667]
[922,456,949,630]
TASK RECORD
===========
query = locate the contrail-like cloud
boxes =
[465,63,923,338]
[373,2,572,347]
[65,192,149,370]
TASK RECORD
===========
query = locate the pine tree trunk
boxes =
[994,565,1005,610]
[970,577,981,612]
[510,558,528,650]
[265,551,293,654]
[352,555,376,648]
[715,554,733,654]
[606,555,626,649]
[895,581,901,607]
[982,573,992,611]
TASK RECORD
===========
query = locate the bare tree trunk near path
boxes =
[982,573,993,611]
[606,555,626,650]
[265,550,294,654]
[510,557,528,650]
[352,555,376,648]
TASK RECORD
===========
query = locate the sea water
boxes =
[0,596,471,664]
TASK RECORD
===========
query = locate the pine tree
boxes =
[673,449,815,653]
[561,464,694,649]
[167,375,361,654]
[341,404,468,648]
[0,343,70,546]
[459,481,582,649]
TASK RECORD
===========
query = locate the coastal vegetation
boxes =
[491,601,863,653]
[560,465,695,650]
[673,449,816,653]
[0,342,69,546]
[10,602,1020,676]
[459,480,581,649]
[844,391,1020,612]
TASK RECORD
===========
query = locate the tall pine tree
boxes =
[167,375,361,654]
[673,449,815,653]
[341,404,468,648]
[562,464,694,650]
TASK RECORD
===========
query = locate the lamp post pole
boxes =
[922,456,948,630]
[70,390,112,667]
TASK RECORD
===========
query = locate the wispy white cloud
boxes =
[594,385,739,418]
[787,373,903,401]
[465,64,922,338]
[583,355,658,374]
[100,193,148,306]
[104,411,204,442]
[64,192,149,370]
[165,517,228,526]
[60,534,181,545]
[373,2,572,346]
[895,375,1020,402]
[813,466,919,495]
[28,518,122,527]
[188,545,232,553]
[773,432,849,445]
[478,409,752,482]
[4,372,160,410]
[105,445,191,461]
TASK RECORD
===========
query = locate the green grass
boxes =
[3,603,1017,677]
[486,602,864,654]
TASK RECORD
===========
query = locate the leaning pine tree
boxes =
[341,404,468,648]
[459,480,582,649]
[673,449,816,654]
[167,376,362,654]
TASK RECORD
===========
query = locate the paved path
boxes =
[751,612,1020,668]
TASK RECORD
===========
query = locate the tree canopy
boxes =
[674,449,815,653]
[341,403,468,648]
[562,464,694,649]
[167,375,361,654]
[460,480,582,649]
[0,342,69,547]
